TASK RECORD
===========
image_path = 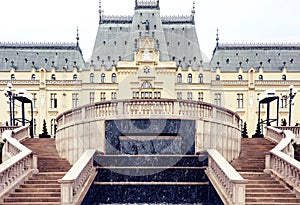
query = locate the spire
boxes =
[99,0,103,23]
[191,1,195,24]
[76,27,80,48]
[216,28,220,47]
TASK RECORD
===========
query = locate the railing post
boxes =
[32,153,38,170]
[60,180,74,205]
[232,182,246,205]
[264,153,271,174]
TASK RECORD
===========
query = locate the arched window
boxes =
[199,73,204,83]
[31,74,36,81]
[216,74,220,81]
[101,73,105,83]
[188,73,192,84]
[112,73,116,83]
[90,73,94,83]
[238,75,243,80]
[73,74,78,81]
[142,81,152,89]
[177,74,182,83]
[11,74,15,81]
[282,74,287,81]
[51,74,56,81]
[258,75,263,80]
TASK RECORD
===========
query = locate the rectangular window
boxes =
[111,92,117,100]
[154,92,161,99]
[100,92,106,101]
[100,92,105,101]
[132,92,139,99]
[72,93,79,108]
[214,93,221,106]
[90,92,95,104]
[32,93,37,108]
[257,93,265,108]
[237,93,244,108]
[198,92,204,101]
[281,95,287,108]
[177,92,182,100]
[50,93,57,108]
[187,92,193,100]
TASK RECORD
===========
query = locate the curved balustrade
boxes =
[276,126,300,143]
[0,126,37,198]
[265,126,300,196]
[206,149,247,205]
[56,99,241,165]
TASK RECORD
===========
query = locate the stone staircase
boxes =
[82,155,223,204]
[0,139,71,205]
[231,138,300,205]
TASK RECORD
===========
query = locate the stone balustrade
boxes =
[0,126,37,198]
[265,126,300,196]
[59,150,97,205]
[206,149,247,205]
[56,99,241,165]
[0,126,19,141]
[276,126,300,144]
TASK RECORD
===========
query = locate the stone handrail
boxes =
[265,126,300,196]
[206,149,247,205]
[0,126,37,199]
[275,126,300,144]
[57,99,239,126]
[0,126,19,142]
[59,150,97,205]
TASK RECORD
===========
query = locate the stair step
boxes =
[246,197,300,203]
[4,197,61,202]
[15,188,60,193]
[9,193,60,197]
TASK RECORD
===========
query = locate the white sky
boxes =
[0,0,299,60]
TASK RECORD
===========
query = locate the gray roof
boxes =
[0,42,86,71]
[210,43,300,72]
[90,0,202,71]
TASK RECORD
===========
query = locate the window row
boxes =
[177,73,204,84]
[9,73,118,83]
[215,74,288,81]
[132,91,161,99]
[177,92,204,101]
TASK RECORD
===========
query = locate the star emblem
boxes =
[144,66,151,74]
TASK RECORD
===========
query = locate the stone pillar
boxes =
[195,120,204,153]
[60,180,74,205]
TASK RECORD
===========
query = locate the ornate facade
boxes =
[0,0,299,135]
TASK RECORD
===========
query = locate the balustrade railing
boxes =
[0,126,37,198]
[265,126,300,196]
[206,149,247,205]
[59,150,96,205]
[0,126,19,140]
[275,126,300,143]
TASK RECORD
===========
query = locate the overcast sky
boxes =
[0,0,299,60]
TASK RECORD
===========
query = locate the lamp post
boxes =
[288,85,298,126]
[4,82,13,126]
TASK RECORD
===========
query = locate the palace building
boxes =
[0,0,299,135]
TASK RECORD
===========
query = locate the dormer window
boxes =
[216,74,220,81]
[258,75,263,80]
[51,74,56,81]
[31,74,36,81]
[177,74,182,83]
[282,74,287,81]
[238,75,243,81]
[73,74,78,81]
[188,74,193,84]
[11,74,15,81]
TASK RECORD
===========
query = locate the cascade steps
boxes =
[231,138,300,205]
[82,155,222,204]
[0,139,71,205]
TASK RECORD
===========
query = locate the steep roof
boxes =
[90,0,202,70]
[210,43,300,72]
[0,42,86,71]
